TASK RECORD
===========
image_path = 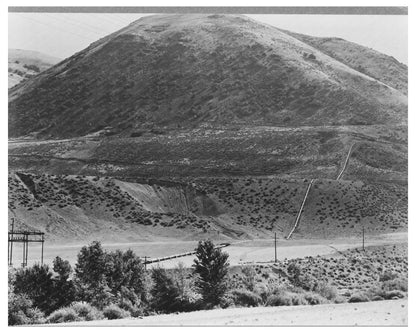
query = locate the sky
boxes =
[8,13,408,64]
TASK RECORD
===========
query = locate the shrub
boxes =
[348,293,370,303]
[379,270,398,282]
[380,290,405,300]
[382,278,408,292]
[266,291,300,306]
[303,292,328,305]
[103,304,129,320]
[193,240,230,306]
[70,302,103,321]
[334,296,347,304]
[47,308,80,323]
[8,292,45,326]
[230,289,262,307]
[241,265,256,291]
[313,282,338,300]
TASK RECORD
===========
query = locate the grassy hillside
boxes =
[281,30,408,94]
[9,14,406,138]
[8,49,61,88]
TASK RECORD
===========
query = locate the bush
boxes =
[380,290,405,300]
[70,302,103,321]
[313,282,338,300]
[379,270,398,282]
[382,278,408,292]
[103,304,129,320]
[303,292,328,305]
[230,289,262,307]
[241,265,256,291]
[8,292,45,326]
[348,293,370,303]
[47,308,80,323]
[266,291,305,306]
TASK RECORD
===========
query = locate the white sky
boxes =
[8,13,408,64]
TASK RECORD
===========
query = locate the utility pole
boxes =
[9,218,15,266]
[362,226,365,251]
[274,232,277,263]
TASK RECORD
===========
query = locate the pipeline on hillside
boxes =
[286,179,314,240]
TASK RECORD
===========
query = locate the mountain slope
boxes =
[8,14,407,139]
[280,30,408,95]
[8,49,61,88]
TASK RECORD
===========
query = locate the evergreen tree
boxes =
[193,240,229,306]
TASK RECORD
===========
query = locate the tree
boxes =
[150,267,181,313]
[105,249,146,301]
[13,264,55,314]
[193,240,229,306]
[74,241,112,307]
[51,256,76,310]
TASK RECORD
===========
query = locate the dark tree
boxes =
[13,264,55,314]
[150,267,181,313]
[51,256,76,309]
[193,240,229,306]
[105,249,147,301]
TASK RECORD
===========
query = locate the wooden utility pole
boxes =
[9,218,15,266]
[274,232,277,263]
[362,226,365,251]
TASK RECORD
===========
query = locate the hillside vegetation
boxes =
[9,14,406,138]
[8,171,407,242]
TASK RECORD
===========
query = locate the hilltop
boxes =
[8,49,61,88]
[9,14,407,139]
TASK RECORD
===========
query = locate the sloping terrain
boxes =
[8,125,407,183]
[8,171,407,242]
[8,49,61,88]
[7,14,407,243]
[280,30,408,95]
[9,14,406,138]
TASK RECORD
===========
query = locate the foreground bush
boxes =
[266,291,307,306]
[103,304,129,320]
[8,292,45,326]
[348,292,370,303]
[70,302,103,321]
[266,289,327,307]
[230,289,262,307]
[382,278,408,292]
[47,308,80,323]
[303,292,328,305]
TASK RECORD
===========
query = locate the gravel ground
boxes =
[58,299,407,326]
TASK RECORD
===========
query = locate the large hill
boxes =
[8,49,61,89]
[9,14,407,139]
[8,15,407,242]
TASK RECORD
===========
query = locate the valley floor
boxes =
[11,232,407,268]
[57,299,408,326]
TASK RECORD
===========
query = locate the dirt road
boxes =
[60,300,407,326]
